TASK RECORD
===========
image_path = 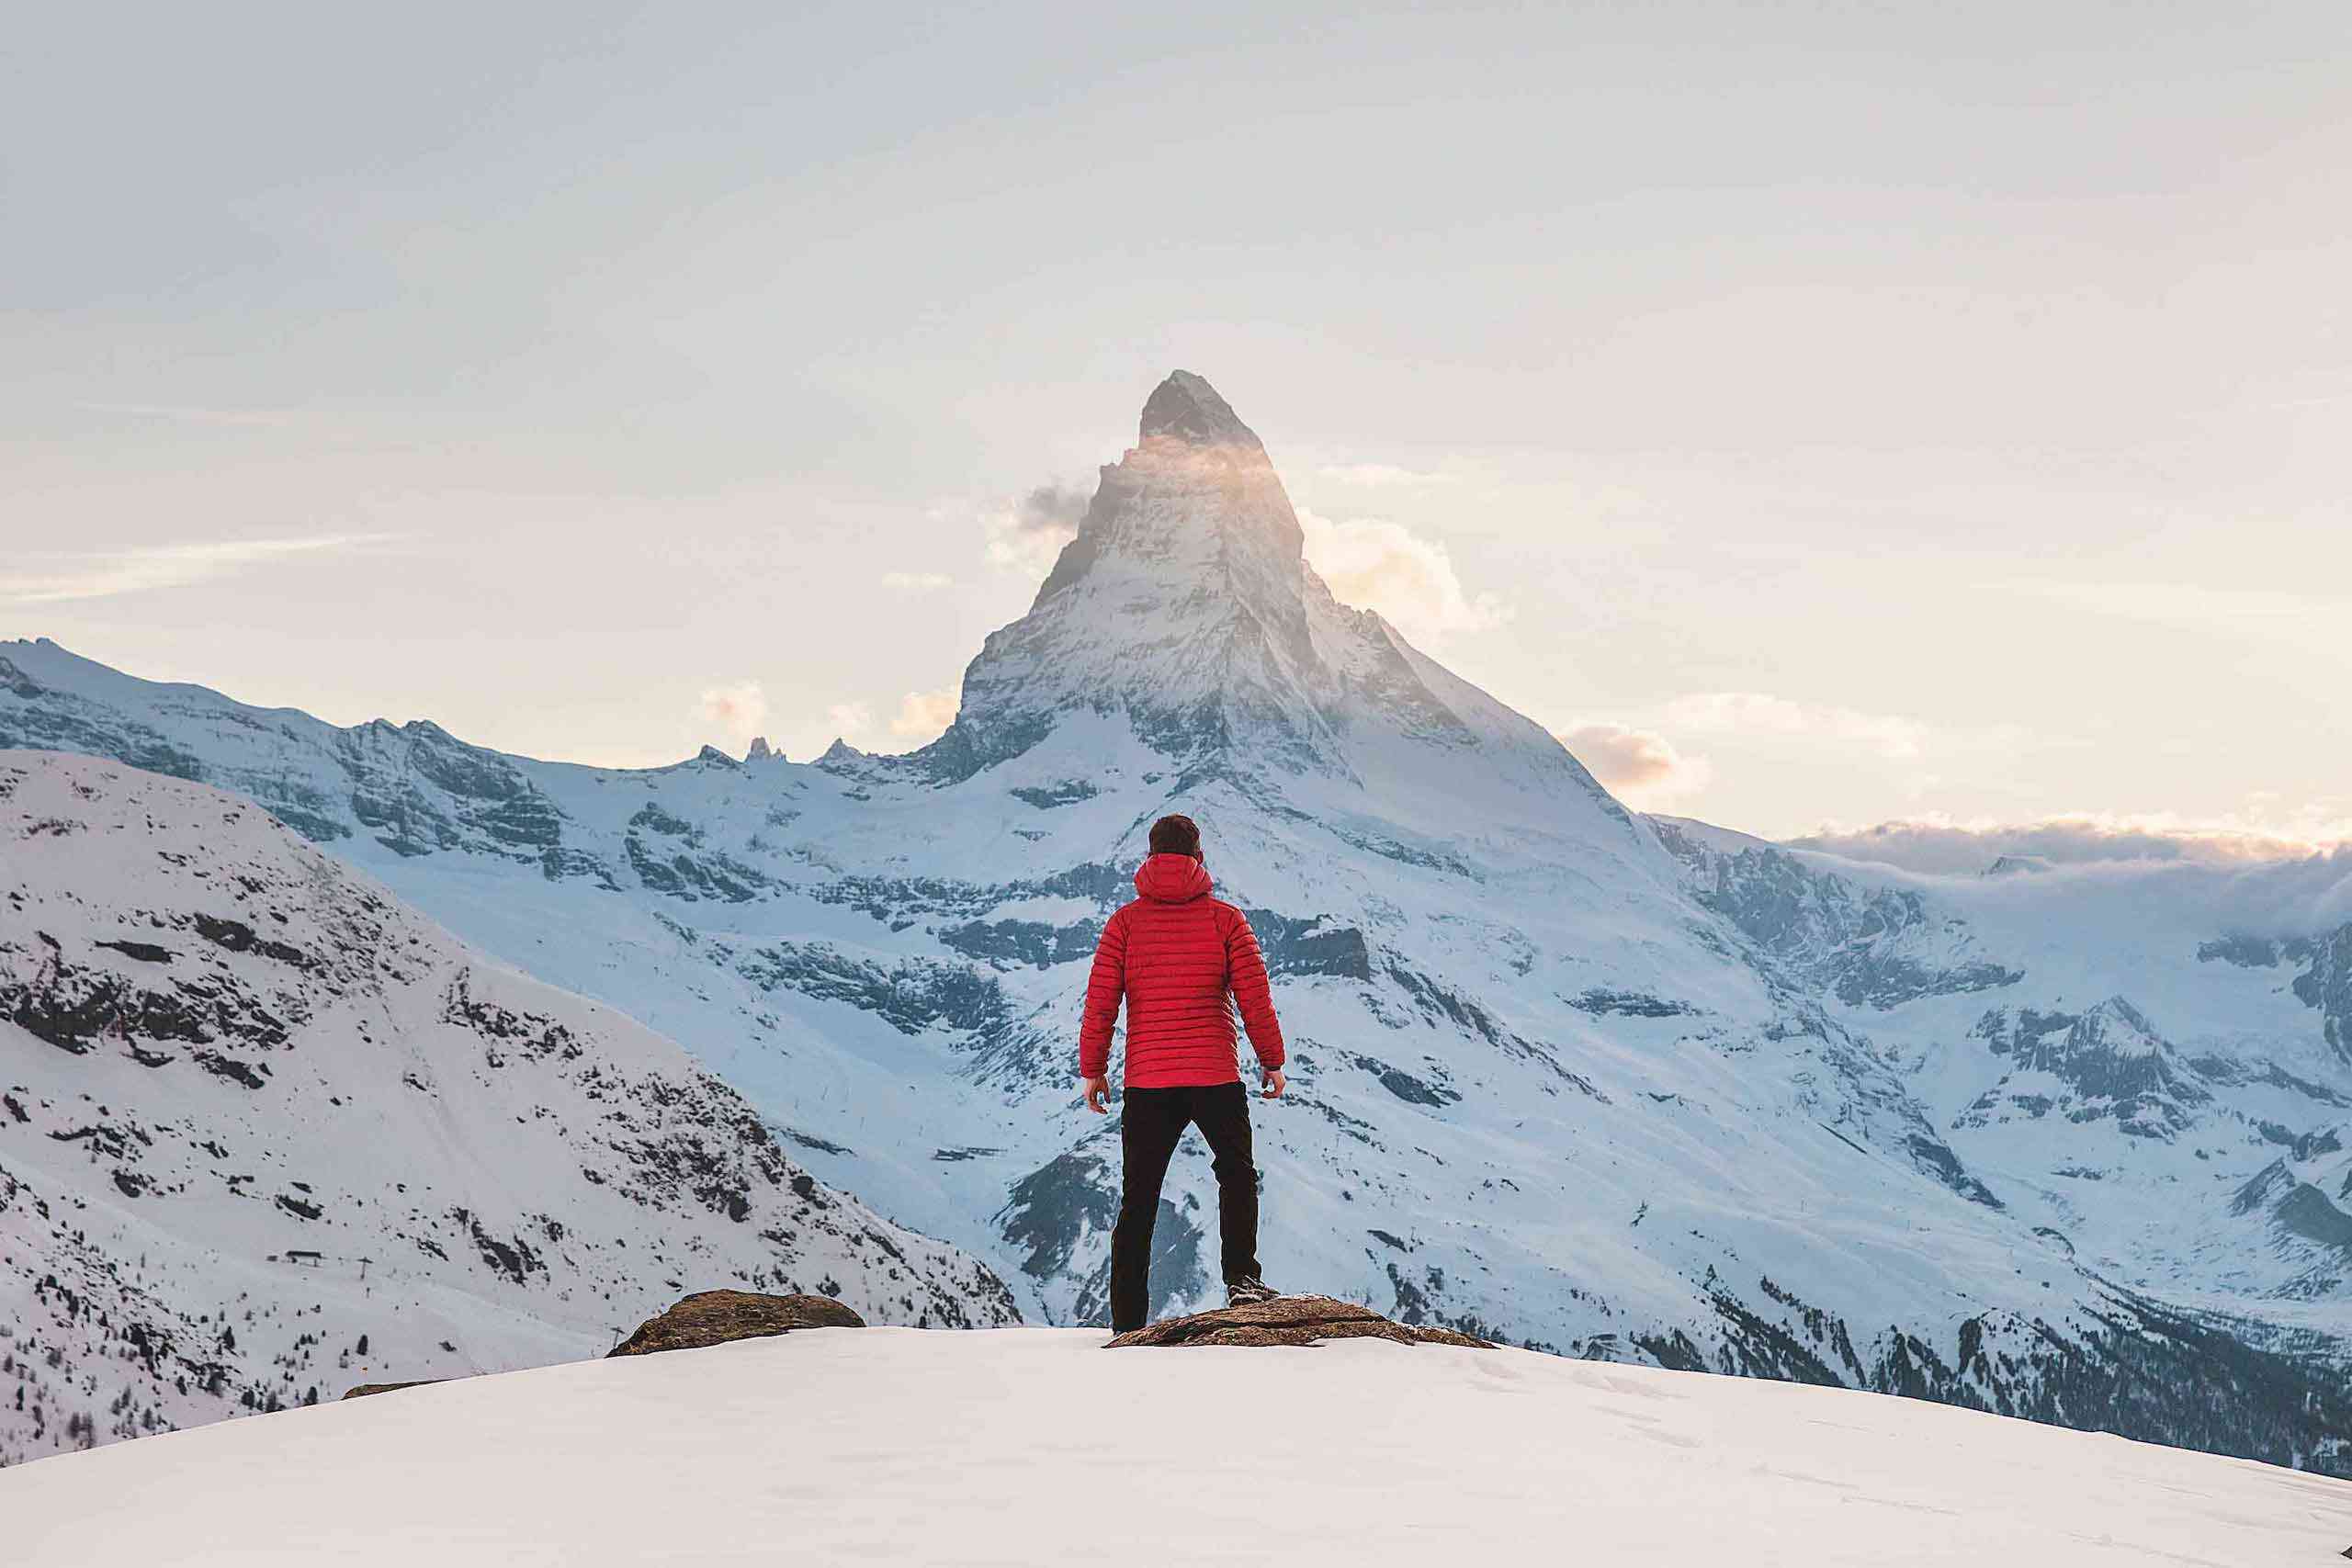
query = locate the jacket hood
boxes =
[1134,852,1213,904]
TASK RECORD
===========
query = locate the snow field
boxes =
[8,1327,2348,1566]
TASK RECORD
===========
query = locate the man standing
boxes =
[1080,813,1286,1333]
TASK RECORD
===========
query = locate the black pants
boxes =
[1109,1081,1261,1334]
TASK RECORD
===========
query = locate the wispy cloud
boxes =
[825,701,875,739]
[0,535,400,604]
[1659,692,1952,761]
[2014,580,2343,626]
[1555,721,1713,808]
[699,680,768,743]
[1299,509,1510,647]
[77,402,321,431]
[888,686,959,741]
[813,687,960,752]
[982,482,1091,579]
[1315,461,1460,489]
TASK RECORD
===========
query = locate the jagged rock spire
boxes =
[1137,370,1265,455]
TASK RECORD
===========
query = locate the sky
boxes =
[4,2,2348,848]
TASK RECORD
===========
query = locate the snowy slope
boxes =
[6,372,2352,1471]
[0,751,1015,1464]
[1657,827,2352,1323]
[8,1328,2351,1567]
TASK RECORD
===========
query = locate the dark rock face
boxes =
[1138,369,1266,452]
[736,941,1006,1033]
[1106,1293,1491,1349]
[1960,998,2211,1142]
[1247,909,1374,981]
[992,1150,1208,1326]
[938,917,1100,970]
[606,1290,865,1358]
[2292,924,2352,1066]
[1647,1273,2352,1475]
[1657,830,2024,1009]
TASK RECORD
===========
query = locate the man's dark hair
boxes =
[1148,814,1202,858]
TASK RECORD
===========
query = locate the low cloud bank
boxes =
[1783,818,2352,941]
[1788,818,2347,875]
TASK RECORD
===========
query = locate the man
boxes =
[1080,813,1286,1334]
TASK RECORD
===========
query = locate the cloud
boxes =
[882,570,954,592]
[1555,722,1713,808]
[1315,462,1459,489]
[810,688,960,752]
[982,482,1092,579]
[888,686,960,742]
[699,681,768,742]
[1787,809,2352,874]
[78,401,317,431]
[1297,510,1510,647]
[1659,692,1950,761]
[2015,580,2341,626]
[0,535,398,604]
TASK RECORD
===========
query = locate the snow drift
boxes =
[6,1328,2347,1566]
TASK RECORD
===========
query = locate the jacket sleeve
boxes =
[1224,908,1285,1071]
[1077,909,1127,1079]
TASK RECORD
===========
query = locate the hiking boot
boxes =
[1226,1276,1280,1308]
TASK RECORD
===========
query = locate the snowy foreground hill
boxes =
[7,1329,2350,1567]
[0,752,1014,1464]
[7,372,2352,1472]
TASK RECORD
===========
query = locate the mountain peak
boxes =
[1138,370,1262,453]
[914,369,1609,797]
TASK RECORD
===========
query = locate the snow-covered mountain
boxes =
[12,1326,2349,1566]
[0,751,1015,1464]
[6,371,2352,1472]
[1654,825,2352,1314]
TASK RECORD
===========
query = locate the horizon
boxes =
[7,5,2349,854]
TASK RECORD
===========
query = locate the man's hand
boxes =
[1080,1076,1110,1114]
[1261,1067,1286,1100]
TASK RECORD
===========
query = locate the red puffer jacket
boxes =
[1079,854,1286,1088]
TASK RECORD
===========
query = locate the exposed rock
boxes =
[1139,367,1265,452]
[342,1381,441,1401]
[1657,832,2025,1010]
[1105,1294,1490,1349]
[607,1290,865,1358]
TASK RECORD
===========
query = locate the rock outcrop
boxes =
[342,1381,441,1401]
[608,1290,865,1358]
[1105,1294,1490,1349]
